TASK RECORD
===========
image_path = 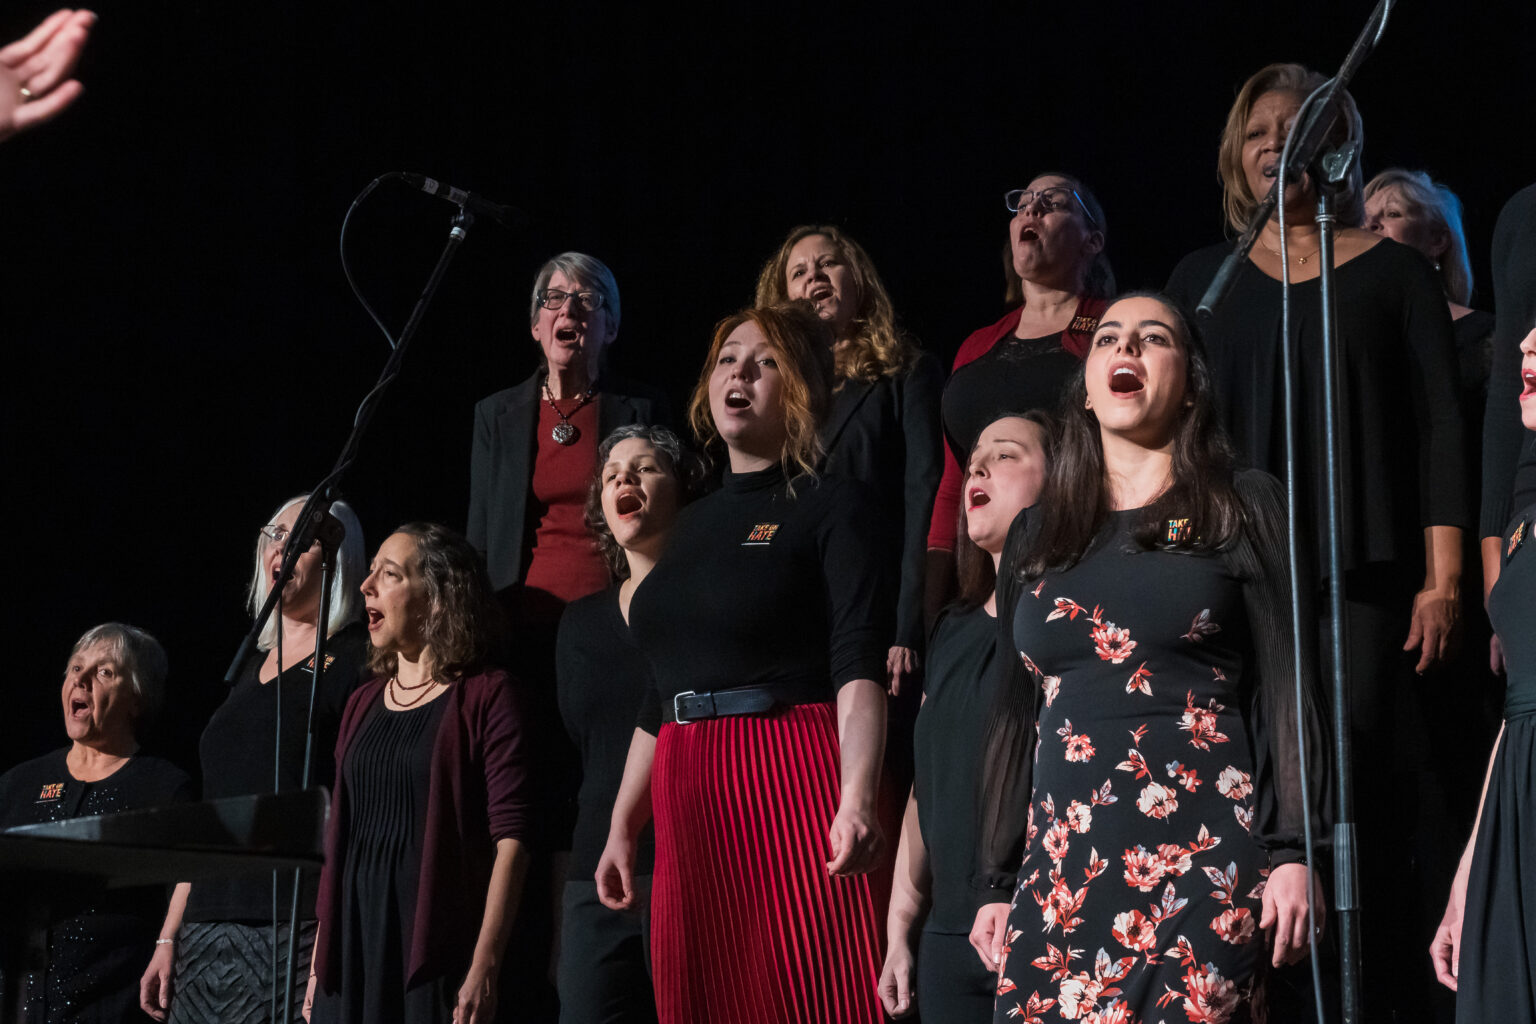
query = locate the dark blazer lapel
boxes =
[820,379,877,454]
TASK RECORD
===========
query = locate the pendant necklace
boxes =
[543,379,597,445]
[1259,233,1321,266]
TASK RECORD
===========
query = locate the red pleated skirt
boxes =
[650,701,886,1023]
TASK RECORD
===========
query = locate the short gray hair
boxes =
[71,623,168,735]
[248,496,367,651]
[528,252,622,331]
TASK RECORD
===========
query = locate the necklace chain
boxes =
[388,674,439,708]
[1259,233,1321,265]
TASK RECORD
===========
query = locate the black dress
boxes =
[1455,503,1536,1022]
[554,587,656,1024]
[911,603,998,1023]
[1480,183,1536,540]
[173,624,368,1024]
[1168,239,1468,1019]
[312,697,452,1024]
[0,750,193,1023]
[979,473,1326,1023]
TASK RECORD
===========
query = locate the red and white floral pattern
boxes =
[999,579,1264,1023]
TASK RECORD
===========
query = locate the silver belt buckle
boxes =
[674,690,697,724]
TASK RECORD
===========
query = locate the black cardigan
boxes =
[467,369,672,594]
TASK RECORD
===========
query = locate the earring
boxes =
[1434,260,1442,272]
[1084,397,1092,410]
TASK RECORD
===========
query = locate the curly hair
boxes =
[687,301,834,487]
[583,424,705,579]
[366,523,502,682]
[1217,63,1365,234]
[753,225,917,384]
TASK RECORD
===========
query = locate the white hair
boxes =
[247,495,367,651]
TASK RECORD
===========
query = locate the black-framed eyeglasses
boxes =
[1004,186,1098,226]
[537,289,605,313]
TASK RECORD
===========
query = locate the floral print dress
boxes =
[986,473,1323,1024]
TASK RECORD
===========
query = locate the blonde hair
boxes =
[753,225,915,384]
[1364,168,1473,306]
[1217,63,1365,234]
[687,302,834,484]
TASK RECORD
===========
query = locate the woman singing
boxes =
[972,293,1328,1023]
[595,302,893,1024]
[927,173,1113,612]
[307,524,533,1024]
[555,424,700,1024]
[880,412,1053,1022]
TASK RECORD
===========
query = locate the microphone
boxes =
[395,173,527,229]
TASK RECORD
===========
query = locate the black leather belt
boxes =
[666,682,828,724]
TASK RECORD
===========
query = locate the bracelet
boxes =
[156,938,175,945]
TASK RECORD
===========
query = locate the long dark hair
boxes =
[1019,293,1243,578]
[956,410,1056,609]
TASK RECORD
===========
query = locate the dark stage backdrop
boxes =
[2,1,1531,777]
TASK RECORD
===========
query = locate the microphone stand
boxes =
[1196,5,1392,1023]
[219,195,478,1022]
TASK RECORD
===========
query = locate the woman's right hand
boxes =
[878,935,918,1018]
[138,942,175,1021]
[595,831,638,911]
[1430,876,1467,991]
[969,902,1011,972]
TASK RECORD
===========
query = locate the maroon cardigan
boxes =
[314,668,534,991]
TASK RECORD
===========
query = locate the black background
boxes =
[3,0,1531,777]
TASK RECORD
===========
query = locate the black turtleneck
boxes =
[630,465,893,735]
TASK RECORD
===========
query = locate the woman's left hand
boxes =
[886,646,919,696]
[1260,862,1325,967]
[454,961,498,1024]
[1403,584,1460,674]
[827,800,884,877]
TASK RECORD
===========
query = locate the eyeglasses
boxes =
[259,524,292,546]
[537,289,605,313]
[1004,186,1099,225]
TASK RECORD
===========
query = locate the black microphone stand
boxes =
[1196,5,1392,1023]
[218,187,478,1023]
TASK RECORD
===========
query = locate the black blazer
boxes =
[820,350,944,650]
[468,370,672,595]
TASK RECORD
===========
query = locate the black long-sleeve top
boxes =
[1167,239,1469,579]
[556,586,655,879]
[821,352,944,651]
[185,623,369,922]
[912,603,996,932]
[974,471,1330,902]
[1481,183,1536,538]
[630,465,893,735]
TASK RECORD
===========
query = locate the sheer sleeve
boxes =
[1227,470,1332,866]
[972,507,1041,903]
